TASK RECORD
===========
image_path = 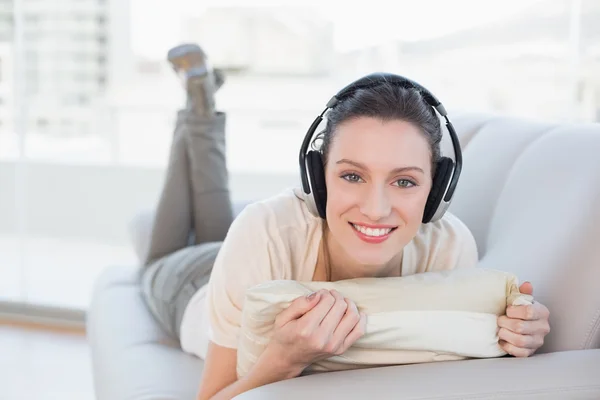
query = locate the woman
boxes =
[141,44,551,400]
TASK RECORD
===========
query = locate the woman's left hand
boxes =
[497,281,551,357]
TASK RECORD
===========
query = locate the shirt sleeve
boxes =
[204,203,275,349]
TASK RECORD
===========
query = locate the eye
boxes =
[341,173,364,183]
[394,179,416,188]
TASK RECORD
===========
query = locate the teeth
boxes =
[352,224,393,237]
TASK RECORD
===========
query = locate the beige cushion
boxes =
[237,268,532,378]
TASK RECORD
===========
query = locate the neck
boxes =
[322,224,402,282]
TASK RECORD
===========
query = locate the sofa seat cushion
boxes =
[87,265,203,400]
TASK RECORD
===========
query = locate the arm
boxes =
[197,289,366,400]
[195,343,237,400]
[196,203,288,399]
[196,202,364,398]
[196,342,300,400]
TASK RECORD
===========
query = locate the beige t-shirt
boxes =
[179,186,479,358]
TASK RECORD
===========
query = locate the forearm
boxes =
[204,346,303,400]
[203,376,260,400]
[206,371,289,400]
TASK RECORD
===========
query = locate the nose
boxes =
[359,185,392,221]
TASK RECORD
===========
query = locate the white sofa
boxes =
[87,113,600,399]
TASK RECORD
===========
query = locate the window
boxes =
[1,0,596,311]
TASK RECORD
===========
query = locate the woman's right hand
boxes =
[262,289,367,377]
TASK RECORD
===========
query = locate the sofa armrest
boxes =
[128,208,155,263]
[236,350,600,400]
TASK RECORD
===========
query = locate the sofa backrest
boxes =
[446,113,600,354]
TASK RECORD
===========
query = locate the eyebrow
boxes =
[335,159,425,175]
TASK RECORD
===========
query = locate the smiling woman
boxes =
[139,69,493,399]
[187,74,488,398]
[130,60,554,399]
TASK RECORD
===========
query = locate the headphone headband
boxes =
[299,72,462,222]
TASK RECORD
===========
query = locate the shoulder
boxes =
[209,186,322,280]
[403,212,479,275]
[233,186,321,239]
[238,187,323,269]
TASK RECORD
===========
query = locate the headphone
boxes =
[299,72,462,224]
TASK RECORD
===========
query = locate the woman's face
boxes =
[324,116,433,269]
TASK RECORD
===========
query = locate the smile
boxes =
[350,223,397,243]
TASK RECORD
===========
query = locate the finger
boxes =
[499,339,534,358]
[318,290,349,334]
[331,298,361,345]
[497,315,540,335]
[275,289,323,326]
[299,289,337,328]
[341,311,367,351]
[506,304,542,321]
[519,281,533,295]
[498,327,539,350]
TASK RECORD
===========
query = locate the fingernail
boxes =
[306,292,318,300]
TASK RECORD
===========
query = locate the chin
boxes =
[346,250,396,269]
[343,232,401,268]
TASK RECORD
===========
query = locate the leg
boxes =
[172,44,234,244]
[184,110,233,245]
[144,110,193,264]
[140,43,233,339]
[144,43,233,263]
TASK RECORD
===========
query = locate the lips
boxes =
[349,222,397,244]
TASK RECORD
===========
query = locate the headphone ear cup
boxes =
[423,157,454,223]
[306,150,327,219]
